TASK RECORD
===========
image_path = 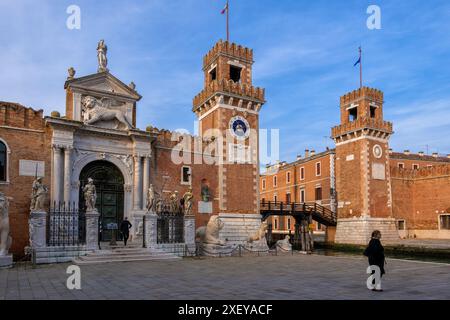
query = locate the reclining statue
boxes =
[247,221,268,244]
[195,215,226,246]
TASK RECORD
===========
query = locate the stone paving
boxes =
[0,253,449,300]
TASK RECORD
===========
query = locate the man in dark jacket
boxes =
[364,230,385,292]
[120,217,132,246]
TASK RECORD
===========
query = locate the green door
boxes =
[80,160,125,242]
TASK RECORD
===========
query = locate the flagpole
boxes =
[226,0,230,42]
[359,46,362,89]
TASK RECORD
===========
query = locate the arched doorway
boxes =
[79,160,124,241]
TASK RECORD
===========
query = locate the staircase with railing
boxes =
[260,200,337,226]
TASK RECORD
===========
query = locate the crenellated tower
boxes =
[192,40,266,244]
[331,87,399,244]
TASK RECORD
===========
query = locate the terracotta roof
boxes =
[390,152,450,163]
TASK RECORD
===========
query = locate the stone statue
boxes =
[248,221,268,243]
[82,96,133,130]
[201,184,211,202]
[146,184,157,213]
[83,178,97,211]
[169,191,179,213]
[276,235,292,251]
[195,215,226,246]
[183,188,194,216]
[0,193,12,256]
[30,177,48,211]
[97,39,108,72]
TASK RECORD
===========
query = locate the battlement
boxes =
[0,101,45,130]
[340,87,384,106]
[193,79,265,111]
[203,40,253,69]
[391,164,450,179]
[331,117,393,138]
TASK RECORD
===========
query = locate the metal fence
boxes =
[47,202,86,246]
[157,212,184,244]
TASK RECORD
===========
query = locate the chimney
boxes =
[404,150,410,155]
[305,149,310,158]
[310,150,316,156]
[389,148,393,154]
[447,154,450,159]
[296,155,302,161]
[432,152,438,158]
[418,151,424,157]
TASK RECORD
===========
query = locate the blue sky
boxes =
[1,0,450,164]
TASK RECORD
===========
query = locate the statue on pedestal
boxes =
[169,191,179,214]
[183,188,194,216]
[97,39,108,72]
[146,184,156,213]
[83,178,97,211]
[30,177,48,211]
[0,193,12,256]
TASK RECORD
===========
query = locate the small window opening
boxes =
[349,107,358,122]
[370,106,377,118]
[209,67,217,81]
[230,65,242,83]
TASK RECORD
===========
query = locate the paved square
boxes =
[1,253,449,300]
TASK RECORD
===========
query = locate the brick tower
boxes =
[331,87,399,244]
[192,40,266,244]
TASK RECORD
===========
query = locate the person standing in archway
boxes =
[120,217,132,246]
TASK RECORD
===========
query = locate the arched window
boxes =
[0,141,7,182]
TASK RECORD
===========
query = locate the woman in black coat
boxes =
[364,230,385,292]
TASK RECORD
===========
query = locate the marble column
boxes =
[63,147,72,204]
[142,157,150,211]
[53,146,63,204]
[133,156,143,210]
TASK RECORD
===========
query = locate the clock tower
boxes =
[331,87,399,244]
[192,40,266,244]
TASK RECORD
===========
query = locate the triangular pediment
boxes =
[64,71,141,101]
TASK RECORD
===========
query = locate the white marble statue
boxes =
[97,39,108,72]
[196,215,226,246]
[183,188,194,216]
[276,235,292,251]
[0,193,12,256]
[30,177,48,211]
[83,178,97,211]
[82,96,133,130]
[248,221,268,243]
[146,184,156,213]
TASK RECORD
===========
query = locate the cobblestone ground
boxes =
[0,253,449,300]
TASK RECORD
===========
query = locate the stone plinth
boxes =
[198,243,234,257]
[85,210,100,251]
[144,213,158,249]
[29,210,47,248]
[335,216,400,245]
[218,213,262,245]
[184,216,196,251]
[0,254,13,268]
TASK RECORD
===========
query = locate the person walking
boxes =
[120,217,132,246]
[364,230,386,292]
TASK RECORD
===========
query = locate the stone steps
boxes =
[72,247,180,265]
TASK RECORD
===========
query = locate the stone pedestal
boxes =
[132,211,146,243]
[245,239,269,252]
[218,213,263,245]
[85,210,100,250]
[29,210,47,248]
[0,254,13,269]
[144,213,158,249]
[184,216,196,252]
[198,243,234,257]
[335,216,400,245]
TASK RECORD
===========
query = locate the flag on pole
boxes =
[221,2,228,14]
[353,57,361,66]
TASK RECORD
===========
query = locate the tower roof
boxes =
[203,40,253,69]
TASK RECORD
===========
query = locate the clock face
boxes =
[373,145,383,159]
[229,116,250,140]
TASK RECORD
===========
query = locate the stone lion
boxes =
[276,235,292,251]
[82,96,132,130]
[195,215,226,246]
[0,193,12,256]
[248,221,268,243]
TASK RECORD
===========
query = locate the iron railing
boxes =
[47,202,86,246]
[157,211,184,244]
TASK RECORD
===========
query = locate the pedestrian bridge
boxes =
[260,201,337,227]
